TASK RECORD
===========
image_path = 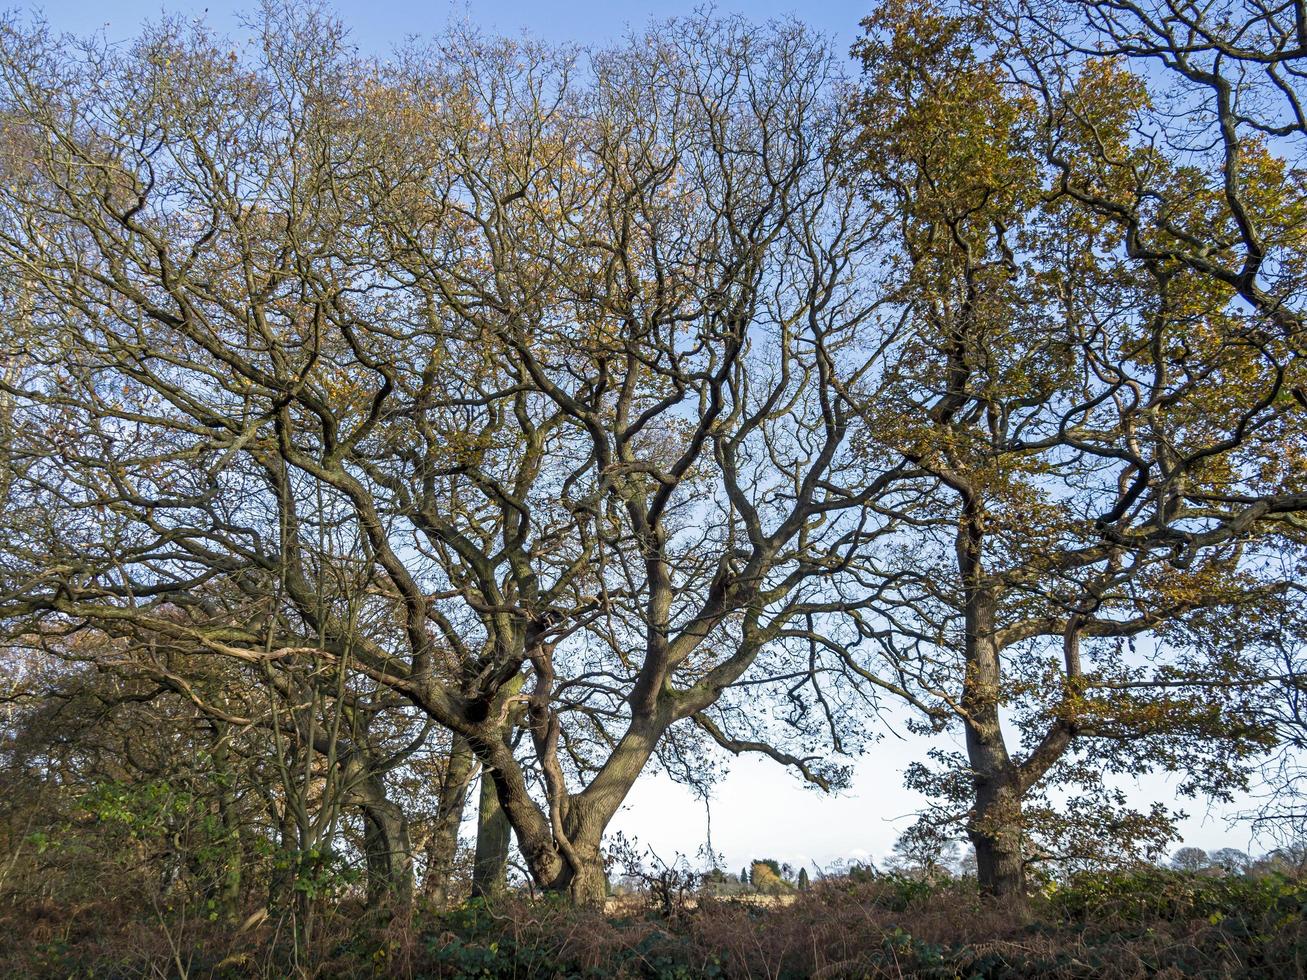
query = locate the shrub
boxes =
[1,865,1304,977]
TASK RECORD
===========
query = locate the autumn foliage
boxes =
[0,0,1303,973]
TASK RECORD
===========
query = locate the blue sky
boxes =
[25,0,1269,871]
[36,0,872,59]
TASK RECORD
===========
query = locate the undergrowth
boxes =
[1,868,1304,978]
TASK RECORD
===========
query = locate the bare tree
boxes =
[0,9,905,903]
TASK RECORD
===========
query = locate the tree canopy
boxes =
[0,0,1302,919]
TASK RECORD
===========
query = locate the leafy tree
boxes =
[750,860,790,893]
[989,0,1307,342]
[1171,847,1211,873]
[0,0,1303,923]
[753,858,782,878]
[885,826,959,881]
[848,0,1307,899]
[1211,848,1252,874]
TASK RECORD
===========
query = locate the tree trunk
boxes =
[267,801,297,911]
[359,779,414,910]
[565,845,608,907]
[467,715,572,894]
[471,767,512,900]
[210,739,243,919]
[958,549,1027,901]
[422,735,476,908]
[969,779,1025,899]
[216,772,243,919]
[963,680,1026,900]
[465,688,667,904]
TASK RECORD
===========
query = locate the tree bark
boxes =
[267,800,297,912]
[564,844,609,907]
[958,524,1027,901]
[210,737,243,920]
[963,674,1027,900]
[471,766,512,900]
[422,735,476,908]
[358,778,415,910]
[215,769,243,919]
[466,719,659,903]
[969,778,1025,899]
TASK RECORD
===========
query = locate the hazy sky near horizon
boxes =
[24,0,1273,871]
